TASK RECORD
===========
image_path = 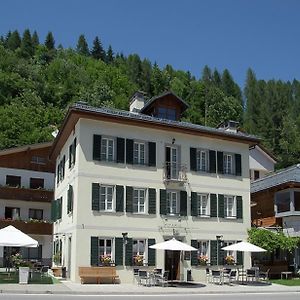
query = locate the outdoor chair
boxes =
[156,271,169,287]
[138,270,150,286]
[133,268,139,284]
[259,269,270,281]
[227,270,237,284]
[246,269,256,282]
[153,268,162,275]
[211,270,222,285]
[40,266,49,277]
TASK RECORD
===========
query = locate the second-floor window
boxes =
[101,138,114,161]
[133,188,146,213]
[196,150,208,172]
[224,195,236,218]
[6,175,21,187]
[197,194,209,216]
[29,209,43,220]
[133,142,145,165]
[30,178,44,189]
[167,191,179,215]
[223,153,233,175]
[100,185,114,211]
[5,207,20,220]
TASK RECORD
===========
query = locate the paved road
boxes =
[0,293,299,300]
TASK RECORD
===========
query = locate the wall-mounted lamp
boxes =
[122,232,128,244]
[172,138,176,144]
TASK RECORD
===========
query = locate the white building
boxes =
[49,91,259,283]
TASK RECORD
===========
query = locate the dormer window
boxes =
[157,107,176,120]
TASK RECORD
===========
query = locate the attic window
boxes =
[31,156,46,165]
[157,107,176,120]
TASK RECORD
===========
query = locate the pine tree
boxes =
[221,69,242,103]
[201,65,212,83]
[76,34,89,56]
[91,36,105,60]
[45,31,55,50]
[212,69,221,87]
[106,45,114,63]
[6,30,21,50]
[20,29,34,57]
[4,31,12,48]
[32,30,40,48]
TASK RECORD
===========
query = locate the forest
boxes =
[1,29,300,169]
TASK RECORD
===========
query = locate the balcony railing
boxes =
[0,219,52,235]
[0,186,53,203]
[163,163,187,182]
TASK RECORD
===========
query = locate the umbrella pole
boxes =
[171,251,174,286]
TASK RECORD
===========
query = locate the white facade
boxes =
[53,110,255,283]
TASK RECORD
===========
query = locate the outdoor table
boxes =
[281,271,292,279]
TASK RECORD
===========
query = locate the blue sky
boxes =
[1,0,300,87]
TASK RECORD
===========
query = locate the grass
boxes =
[270,278,300,286]
[0,271,59,284]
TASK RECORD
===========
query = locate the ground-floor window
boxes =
[133,239,145,266]
[196,240,209,265]
[223,241,237,265]
[99,238,113,265]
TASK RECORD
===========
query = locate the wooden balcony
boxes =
[0,219,52,235]
[0,186,53,203]
[163,163,187,183]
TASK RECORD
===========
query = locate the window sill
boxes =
[224,216,237,220]
[197,214,210,218]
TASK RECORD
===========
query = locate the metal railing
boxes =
[163,163,187,182]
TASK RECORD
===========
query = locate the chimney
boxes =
[129,91,146,113]
[217,120,239,133]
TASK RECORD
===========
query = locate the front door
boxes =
[164,250,181,281]
[166,146,178,180]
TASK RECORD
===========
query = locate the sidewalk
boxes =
[0,280,299,295]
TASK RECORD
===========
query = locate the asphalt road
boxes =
[0,293,299,300]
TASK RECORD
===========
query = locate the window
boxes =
[99,238,112,262]
[5,207,20,220]
[101,138,114,161]
[197,240,209,263]
[196,149,208,172]
[167,191,179,215]
[29,209,43,220]
[6,175,21,187]
[223,154,233,174]
[133,239,145,266]
[100,185,114,211]
[133,188,146,213]
[30,178,44,189]
[31,156,46,165]
[224,195,236,218]
[69,137,77,168]
[21,245,42,260]
[157,107,176,120]
[276,191,290,213]
[57,156,65,184]
[294,191,300,211]
[197,194,209,216]
[254,170,260,180]
[133,142,145,165]
[223,241,236,263]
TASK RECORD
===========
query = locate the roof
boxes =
[50,102,260,160]
[0,141,53,156]
[251,164,300,193]
[140,91,189,113]
[250,144,277,163]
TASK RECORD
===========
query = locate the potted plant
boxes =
[133,255,144,266]
[198,254,208,266]
[225,255,235,265]
[100,254,111,266]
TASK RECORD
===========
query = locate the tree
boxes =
[76,34,89,56]
[6,30,21,50]
[45,31,55,50]
[221,69,242,104]
[106,45,114,63]
[91,36,105,61]
[20,29,34,57]
[201,65,212,83]
[31,30,39,48]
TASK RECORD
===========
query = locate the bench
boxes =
[78,266,119,284]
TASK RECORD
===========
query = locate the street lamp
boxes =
[216,235,223,267]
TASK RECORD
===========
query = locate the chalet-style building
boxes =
[49,91,259,283]
[0,142,54,267]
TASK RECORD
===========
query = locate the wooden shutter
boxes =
[190,148,197,171]
[69,144,73,168]
[209,150,216,173]
[191,192,198,217]
[57,197,62,219]
[116,137,125,163]
[210,194,217,217]
[237,241,243,265]
[126,139,134,164]
[235,153,242,176]
[116,185,124,212]
[217,151,223,174]
[73,138,77,165]
[114,237,123,266]
[218,194,225,218]
[191,240,198,266]
[218,240,225,265]
[148,142,156,167]
[126,186,133,213]
[67,185,73,213]
[93,135,102,161]
[92,183,100,211]
[210,240,217,266]
[148,188,156,214]
[236,196,243,219]
[90,237,99,266]
[125,238,133,266]
[148,239,156,266]
[180,191,187,216]
[51,200,56,221]
[62,156,66,179]
[160,189,167,215]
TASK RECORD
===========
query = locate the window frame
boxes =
[197,240,210,262]
[223,240,237,262]
[133,188,147,214]
[197,193,210,217]
[29,208,43,220]
[196,149,209,172]
[6,175,21,187]
[132,239,146,265]
[166,190,179,215]
[101,137,115,162]
[133,141,146,165]
[99,185,114,212]
[223,153,234,175]
[98,237,113,261]
[224,195,236,218]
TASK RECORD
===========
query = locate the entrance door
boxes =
[164,250,181,281]
[166,146,178,180]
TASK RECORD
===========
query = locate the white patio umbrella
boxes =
[150,238,197,284]
[0,225,38,247]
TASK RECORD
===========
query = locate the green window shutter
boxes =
[56,165,59,184]
[116,185,124,212]
[90,237,99,266]
[218,240,225,265]
[209,150,216,173]
[217,151,223,174]
[92,183,100,211]
[210,194,217,217]
[116,137,125,163]
[69,144,73,168]
[148,188,156,214]
[73,138,77,165]
[125,238,133,266]
[160,189,167,215]
[57,197,62,219]
[190,148,197,171]
[67,185,73,213]
[126,139,134,164]
[148,142,156,167]
[180,191,187,216]
[236,240,243,265]
[114,237,123,266]
[191,192,198,217]
[126,186,133,213]
[62,156,65,179]
[93,135,102,161]
[235,153,242,176]
[148,239,156,266]
[51,200,56,221]
[210,240,217,266]
[191,240,198,266]
[218,194,224,218]
[236,196,243,219]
